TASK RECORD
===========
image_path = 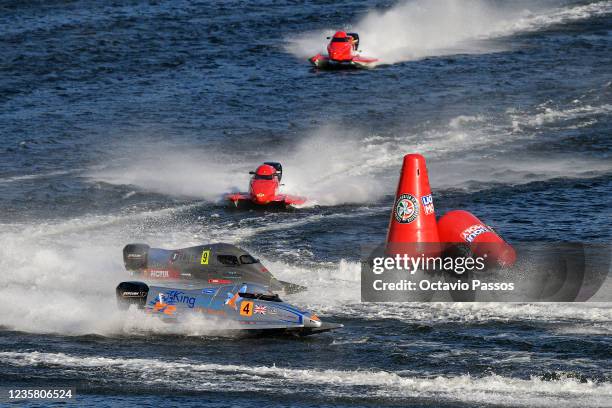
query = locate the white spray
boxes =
[286,0,612,64]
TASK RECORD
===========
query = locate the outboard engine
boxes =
[123,243,150,270]
[116,281,149,310]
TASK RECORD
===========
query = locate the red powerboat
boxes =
[309,31,379,69]
[225,162,306,209]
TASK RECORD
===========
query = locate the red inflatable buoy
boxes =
[386,154,440,256]
[437,210,516,267]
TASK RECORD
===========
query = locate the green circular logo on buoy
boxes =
[394,194,419,224]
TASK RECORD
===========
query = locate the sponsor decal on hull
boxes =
[195,307,227,316]
[254,305,267,315]
[151,290,197,309]
[147,269,170,278]
[200,249,210,265]
[240,300,254,317]
[209,279,232,284]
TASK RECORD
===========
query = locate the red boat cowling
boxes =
[327,31,355,62]
[249,164,278,204]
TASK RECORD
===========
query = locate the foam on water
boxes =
[0,205,221,336]
[1,351,610,407]
[3,207,609,337]
[1,1,610,405]
[281,127,389,206]
[267,260,612,324]
[0,170,76,185]
[89,128,389,206]
[88,95,611,205]
[287,0,612,64]
[89,145,243,201]
[280,100,612,195]
[511,103,612,129]
[4,93,611,336]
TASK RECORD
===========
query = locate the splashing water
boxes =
[286,0,612,64]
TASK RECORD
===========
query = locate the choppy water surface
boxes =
[0,0,611,406]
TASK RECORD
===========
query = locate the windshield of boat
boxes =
[238,292,282,302]
[253,174,274,180]
[217,255,239,265]
[239,254,258,264]
[331,37,349,43]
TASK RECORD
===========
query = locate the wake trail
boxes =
[287,0,612,64]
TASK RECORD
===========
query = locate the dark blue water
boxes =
[0,0,611,407]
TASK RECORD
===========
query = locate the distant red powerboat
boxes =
[309,31,379,69]
[225,162,306,209]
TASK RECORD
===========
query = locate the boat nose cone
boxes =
[250,180,276,204]
[254,192,269,203]
[303,313,322,328]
